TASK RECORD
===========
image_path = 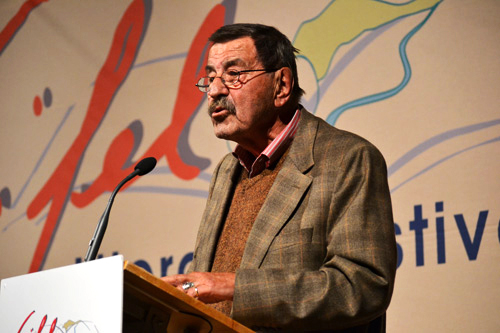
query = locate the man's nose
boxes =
[207,77,229,98]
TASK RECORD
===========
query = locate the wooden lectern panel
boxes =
[123,261,253,333]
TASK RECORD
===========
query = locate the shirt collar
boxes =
[233,109,301,178]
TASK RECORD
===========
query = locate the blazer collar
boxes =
[285,107,317,174]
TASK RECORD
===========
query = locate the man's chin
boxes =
[212,124,237,141]
[213,130,232,140]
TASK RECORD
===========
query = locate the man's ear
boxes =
[274,67,293,108]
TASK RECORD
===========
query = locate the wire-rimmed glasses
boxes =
[195,69,277,92]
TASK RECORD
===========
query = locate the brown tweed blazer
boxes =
[190,108,397,332]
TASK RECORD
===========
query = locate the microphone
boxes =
[84,157,157,262]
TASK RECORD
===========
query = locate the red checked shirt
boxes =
[233,109,301,178]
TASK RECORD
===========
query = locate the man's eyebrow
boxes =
[205,59,245,73]
[224,59,244,68]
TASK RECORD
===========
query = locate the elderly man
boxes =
[162,23,397,332]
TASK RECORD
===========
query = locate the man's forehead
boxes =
[207,37,258,68]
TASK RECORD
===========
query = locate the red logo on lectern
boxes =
[18,311,98,333]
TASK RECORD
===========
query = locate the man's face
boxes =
[205,37,277,148]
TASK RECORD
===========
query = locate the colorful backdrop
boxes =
[1,0,499,331]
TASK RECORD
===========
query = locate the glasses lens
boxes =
[222,70,239,87]
[197,77,210,92]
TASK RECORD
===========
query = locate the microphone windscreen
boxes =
[134,157,157,176]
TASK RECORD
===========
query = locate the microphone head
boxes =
[134,157,157,176]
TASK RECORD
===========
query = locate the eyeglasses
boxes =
[195,69,277,92]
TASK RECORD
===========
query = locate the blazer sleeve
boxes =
[231,136,397,331]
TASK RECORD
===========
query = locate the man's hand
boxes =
[161,272,235,304]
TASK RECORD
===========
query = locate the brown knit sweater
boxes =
[210,153,287,315]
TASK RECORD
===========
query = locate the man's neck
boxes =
[237,106,297,156]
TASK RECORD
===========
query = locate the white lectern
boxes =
[0,256,252,332]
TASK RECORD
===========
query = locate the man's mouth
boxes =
[212,106,226,114]
[211,108,230,121]
[209,98,235,119]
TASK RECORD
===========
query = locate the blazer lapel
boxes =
[240,109,318,269]
[194,155,241,271]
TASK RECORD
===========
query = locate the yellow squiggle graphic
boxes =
[294,0,441,79]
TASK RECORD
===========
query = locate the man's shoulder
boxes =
[293,110,388,183]
[298,108,381,154]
